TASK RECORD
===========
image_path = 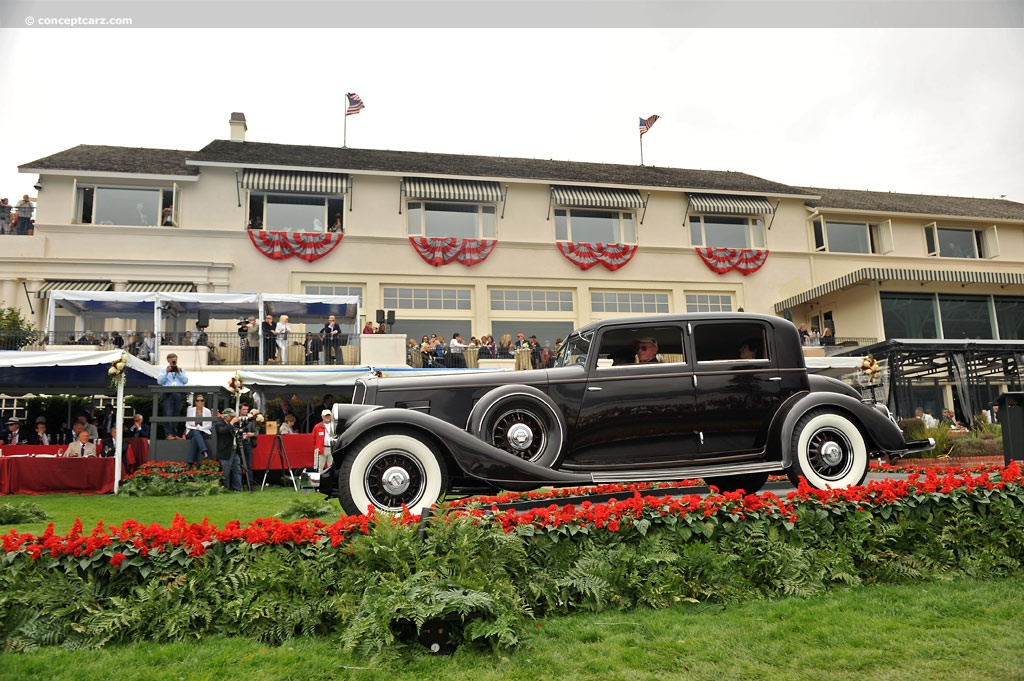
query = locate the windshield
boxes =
[554,330,592,368]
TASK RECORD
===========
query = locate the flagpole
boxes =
[640,134,644,166]
[343,107,348,148]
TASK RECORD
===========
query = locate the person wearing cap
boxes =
[312,409,336,473]
[212,408,243,491]
[3,417,26,445]
[237,403,259,488]
[634,336,660,364]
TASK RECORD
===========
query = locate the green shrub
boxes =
[899,417,927,441]
[0,502,51,525]
[951,437,1003,459]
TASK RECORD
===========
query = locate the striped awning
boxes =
[403,178,503,202]
[688,193,774,215]
[125,282,197,293]
[36,281,111,298]
[240,169,348,194]
[774,267,1024,312]
[551,185,645,209]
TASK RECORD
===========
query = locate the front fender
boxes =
[332,405,592,490]
[767,392,908,467]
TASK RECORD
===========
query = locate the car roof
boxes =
[571,313,793,336]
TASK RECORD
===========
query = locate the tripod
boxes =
[261,433,298,491]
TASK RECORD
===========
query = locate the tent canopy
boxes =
[46,291,360,332]
[0,350,160,396]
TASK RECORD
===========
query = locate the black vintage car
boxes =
[321,314,933,515]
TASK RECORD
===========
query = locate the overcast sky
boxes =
[1,27,1022,203]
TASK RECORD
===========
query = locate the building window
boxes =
[812,219,893,254]
[248,193,344,232]
[689,215,764,249]
[591,291,669,314]
[305,285,362,300]
[881,292,1008,340]
[924,224,998,259]
[384,287,471,311]
[491,289,573,312]
[76,186,175,226]
[555,209,636,244]
[407,202,496,239]
[685,293,733,313]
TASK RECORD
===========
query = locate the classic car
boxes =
[321,313,933,515]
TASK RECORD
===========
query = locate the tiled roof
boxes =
[20,145,199,176]
[803,187,1024,221]
[188,140,810,196]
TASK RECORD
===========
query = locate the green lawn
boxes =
[3,491,1024,679]
[2,577,1022,680]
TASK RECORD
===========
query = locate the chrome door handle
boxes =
[587,386,602,391]
[769,377,782,381]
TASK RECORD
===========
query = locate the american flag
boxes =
[346,93,365,116]
[639,115,660,136]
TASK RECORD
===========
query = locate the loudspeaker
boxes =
[386,310,396,325]
[197,309,209,328]
[376,309,385,324]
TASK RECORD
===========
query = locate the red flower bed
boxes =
[3,462,1022,563]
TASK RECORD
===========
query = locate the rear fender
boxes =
[767,392,907,466]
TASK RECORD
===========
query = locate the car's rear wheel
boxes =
[704,472,769,494]
[787,410,868,489]
[469,390,565,467]
[338,429,447,516]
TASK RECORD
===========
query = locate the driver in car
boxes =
[634,336,660,364]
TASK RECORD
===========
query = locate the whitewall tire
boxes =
[787,410,869,489]
[338,430,447,516]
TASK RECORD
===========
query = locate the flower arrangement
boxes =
[860,354,881,383]
[107,351,129,387]
[227,372,244,396]
[248,410,266,427]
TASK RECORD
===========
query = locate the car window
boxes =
[555,331,592,367]
[693,323,770,362]
[595,326,686,368]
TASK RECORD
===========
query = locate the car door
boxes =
[564,323,699,468]
[688,320,784,458]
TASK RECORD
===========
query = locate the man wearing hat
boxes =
[212,408,242,491]
[634,336,660,364]
[3,417,26,445]
[312,409,336,473]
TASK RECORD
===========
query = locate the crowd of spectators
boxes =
[407,332,562,369]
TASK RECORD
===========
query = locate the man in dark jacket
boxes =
[212,408,242,491]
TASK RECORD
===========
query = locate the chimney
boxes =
[229,112,247,143]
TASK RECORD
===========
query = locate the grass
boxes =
[1,486,319,536]
[3,490,1024,679]
[1,577,1022,680]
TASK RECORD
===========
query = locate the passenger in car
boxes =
[609,347,636,366]
[634,336,660,364]
[739,338,762,360]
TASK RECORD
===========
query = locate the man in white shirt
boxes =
[184,395,212,466]
[448,332,468,367]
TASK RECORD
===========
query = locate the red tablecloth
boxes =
[0,445,63,456]
[252,434,316,469]
[126,438,150,474]
[0,457,115,495]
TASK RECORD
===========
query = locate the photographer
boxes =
[237,403,259,488]
[212,408,243,492]
[156,353,189,437]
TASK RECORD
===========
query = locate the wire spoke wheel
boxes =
[490,406,547,462]
[364,450,427,511]
[788,410,868,489]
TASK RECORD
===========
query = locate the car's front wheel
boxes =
[337,429,447,516]
[787,409,868,489]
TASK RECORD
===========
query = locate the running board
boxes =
[589,460,783,484]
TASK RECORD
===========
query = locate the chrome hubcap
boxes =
[506,422,535,451]
[381,465,411,495]
[820,440,844,467]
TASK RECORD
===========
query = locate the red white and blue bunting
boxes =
[695,247,769,275]
[248,231,343,262]
[409,237,496,267]
[557,242,638,271]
